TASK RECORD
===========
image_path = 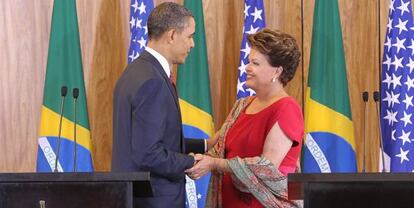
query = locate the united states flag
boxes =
[128,0,153,64]
[237,0,266,99]
[381,0,414,172]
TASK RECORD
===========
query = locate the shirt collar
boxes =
[145,47,171,78]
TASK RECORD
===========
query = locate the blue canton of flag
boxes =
[128,0,154,64]
[237,0,266,99]
[381,0,414,172]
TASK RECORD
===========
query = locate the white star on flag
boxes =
[250,7,263,23]
[240,42,251,59]
[237,80,246,93]
[407,58,414,73]
[403,94,414,108]
[391,56,403,71]
[131,0,139,13]
[401,112,413,127]
[393,37,406,53]
[398,129,411,145]
[384,37,393,52]
[396,148,410,163]
[391,73,402,89]
[135,18,142,29]
[387,17,394,32]
[405,76,414,91]
[137,37,146,49]
[383,55,392,69]
[384,109,398,125]
[395,19,408,34]
[238,61,248,75]
[138,2,146,14]
[383,73,393,88]
[398,1,410,15]
[246,25,259,34]
[244,4,251,17]
[130,17,136,28]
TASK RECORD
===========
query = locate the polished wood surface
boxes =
[0,0,393,172]
[288,172,414,206]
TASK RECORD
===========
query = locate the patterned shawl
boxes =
[205,97,302,208]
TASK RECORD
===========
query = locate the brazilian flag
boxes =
[302,0,357,173]
[178,1,214,207]
[36,0,93,172]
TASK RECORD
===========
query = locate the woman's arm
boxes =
[206,132,220,151]
[262,122,293,168]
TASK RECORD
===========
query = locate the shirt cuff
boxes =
[204,139,207,152]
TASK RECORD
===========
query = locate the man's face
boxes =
[171,17,195,64]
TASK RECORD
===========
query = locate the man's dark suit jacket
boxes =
[112,50,204,208]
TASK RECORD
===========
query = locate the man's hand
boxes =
[188,152,203,166]
[185,154,215,180]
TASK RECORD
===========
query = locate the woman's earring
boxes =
[271,77,276,83]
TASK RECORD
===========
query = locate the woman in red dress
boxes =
[186,29,303,208]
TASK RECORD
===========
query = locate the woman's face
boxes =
[245,48,281,91]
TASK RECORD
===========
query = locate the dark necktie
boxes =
[170,70,177,93]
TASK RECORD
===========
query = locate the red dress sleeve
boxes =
[270,98,304,146]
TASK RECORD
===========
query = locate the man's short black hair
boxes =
[147,2,193,40]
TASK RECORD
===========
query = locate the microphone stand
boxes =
[72,88,79,172]
[54,86,67,173]
[362,91,369,172]
[374,91,386,172]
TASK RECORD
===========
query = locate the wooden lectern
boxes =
[0,172,151,208]
[288,173,414,208]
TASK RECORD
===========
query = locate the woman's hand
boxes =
[186,154,215,180]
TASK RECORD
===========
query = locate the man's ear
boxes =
[166,29,176,44]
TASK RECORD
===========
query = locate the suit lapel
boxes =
[139,51,180,109]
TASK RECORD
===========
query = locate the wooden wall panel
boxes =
[0,0,394,172]
[83,0,128,171]
[0,1,53,172]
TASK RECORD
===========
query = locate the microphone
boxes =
[72,88,79,172]
[373,91,386,172]
[54,86,68,172]
[362,91,369,172]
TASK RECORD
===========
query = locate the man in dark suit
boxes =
[112,2,205,208]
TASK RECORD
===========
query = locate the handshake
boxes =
[186,153,216,180]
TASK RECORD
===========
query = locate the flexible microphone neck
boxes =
[362,91,369,172]
[72,88,79,172]
[54,86,68,172]
[374,91,386,172]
